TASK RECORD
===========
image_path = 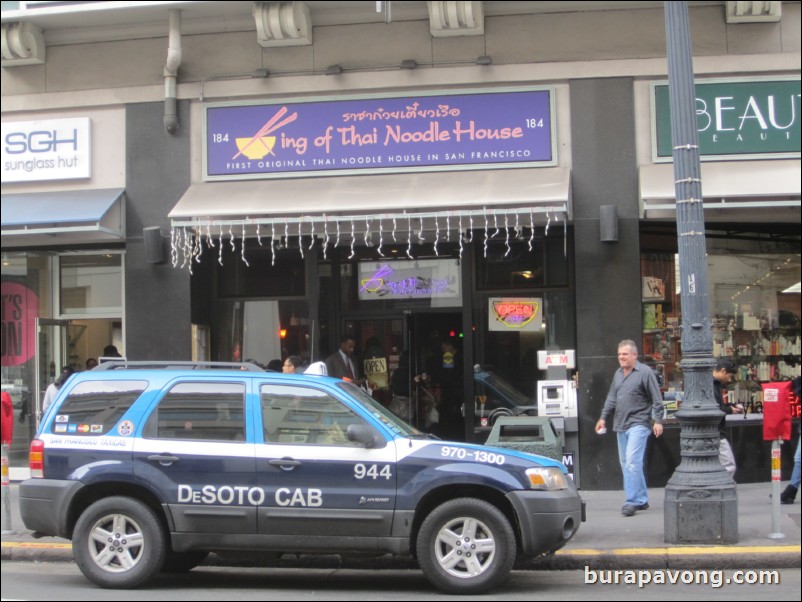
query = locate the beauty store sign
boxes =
[204,88,555,180]
[652,78,800,160]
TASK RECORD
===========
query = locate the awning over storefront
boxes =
[170,168,570,224]
[1,188,126,248]
[639,159,800,220]
[168,168,571,270]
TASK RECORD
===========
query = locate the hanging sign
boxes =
[1,281,39,367]
[489,298,542,331]
[357,259,461,302]
[204,88,555,180]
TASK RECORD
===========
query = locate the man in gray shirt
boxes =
[595,339,664,517]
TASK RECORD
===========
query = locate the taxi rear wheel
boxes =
[416,497,516,594]
[73,496,166,589]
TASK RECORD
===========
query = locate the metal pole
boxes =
[662,1,738,544]
[769,440,785,539]
[1,444,12,534]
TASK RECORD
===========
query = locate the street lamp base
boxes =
[664,484,738,544]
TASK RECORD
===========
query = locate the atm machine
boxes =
[536,350,580,486]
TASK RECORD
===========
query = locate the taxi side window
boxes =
[260,384,367,446]
[144,382,245,442]
[50,380,147,436]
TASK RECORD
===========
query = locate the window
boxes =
[144,382,246,442]
[261,384,368,446]
[50,380,147,435]
[60,254,122,315]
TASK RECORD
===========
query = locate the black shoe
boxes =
[622,505,636,517]
[780,485,798,504]
[635,503,650,511]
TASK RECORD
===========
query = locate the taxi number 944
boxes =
[441,446,506,465]
[354,463,392,480]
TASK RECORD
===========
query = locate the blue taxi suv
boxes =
[20,361,583,594]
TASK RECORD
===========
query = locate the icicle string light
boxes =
[504,211,511,258]
[458,215,464,260]
[241,223,249,266]
[323,215,330,260]
[168,205,568,269]
[170,227,178,267]
[270,222,276,266]
[529,209,535,252]
[349,218,356,259]
[406,215,413,260]
[298,219,304,259]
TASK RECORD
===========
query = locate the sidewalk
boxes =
[2,482,800,570]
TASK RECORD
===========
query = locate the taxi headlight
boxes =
[526,466,568,490]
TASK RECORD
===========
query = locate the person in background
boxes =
[780,376,801,504]
[85,358,98,371]
[266,359,283,372]
[103,344,122,357]
[781,435,801,504]
[427,338,464,440]
[712,358,743,476]
[283,356,304,374]
[325,335,360,382]
[42,366,76,413]
[596,339,664,517]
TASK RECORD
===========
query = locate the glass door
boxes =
[34,318,69,426]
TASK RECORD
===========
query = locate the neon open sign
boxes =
[489,298,542,331]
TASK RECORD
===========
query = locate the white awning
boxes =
[1,188,125,247]
[169,168,571,225]
[639,159,800,220]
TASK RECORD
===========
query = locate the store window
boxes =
[641,229,801,407]
[475,233,569,290]
[60,254,122,315]
[2,250,124,471]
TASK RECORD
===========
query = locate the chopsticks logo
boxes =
[232,106,298,161]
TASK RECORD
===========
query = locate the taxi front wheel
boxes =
[72,496,166,589]
[416,497,516,595]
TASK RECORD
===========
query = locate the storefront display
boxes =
[641,232,801,415]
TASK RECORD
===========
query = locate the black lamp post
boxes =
[662,1,738,544]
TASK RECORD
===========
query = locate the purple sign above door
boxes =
[204,88,555,180]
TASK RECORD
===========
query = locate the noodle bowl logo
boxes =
[232,107,298,160]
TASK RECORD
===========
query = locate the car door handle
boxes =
[148,453,180,465]
[269,457,301,471]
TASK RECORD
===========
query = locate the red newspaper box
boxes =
[1,391,13,446]
[762,381,792,441]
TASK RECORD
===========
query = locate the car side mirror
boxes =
[347,424,386,449]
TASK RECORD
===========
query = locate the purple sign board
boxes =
[204,88,555,180]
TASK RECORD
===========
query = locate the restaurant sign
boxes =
[652,78,800,160]
[357,259,461,303]
[204,88,555,180]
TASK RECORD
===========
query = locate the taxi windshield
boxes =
[337,381,422,438]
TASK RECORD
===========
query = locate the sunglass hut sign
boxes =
[2,118,91,182]
[653,79,800,159]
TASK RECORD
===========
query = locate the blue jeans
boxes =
[616,424,651,506]
[791,436,801,489]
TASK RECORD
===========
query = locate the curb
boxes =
[3,540,800,571]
